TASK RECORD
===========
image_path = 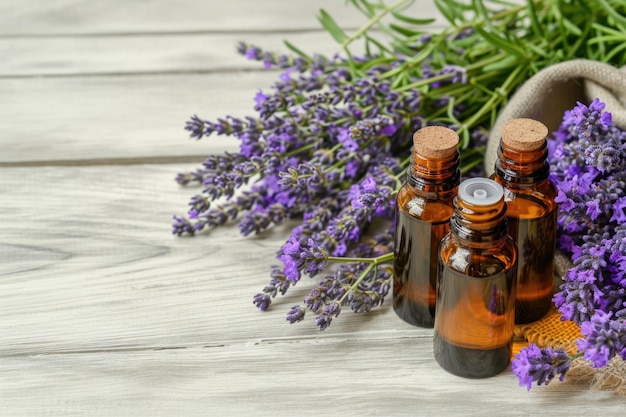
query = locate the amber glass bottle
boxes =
[393,126,460,328]
[434,178,518,378]
[491,118,557,324]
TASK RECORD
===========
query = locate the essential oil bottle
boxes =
[393,126,460,328]
[434,178,517,378]
[491,118,558,324]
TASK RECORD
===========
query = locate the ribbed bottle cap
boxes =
[413,126,459,158]
[458,178,503,206]
[501,118,548,151]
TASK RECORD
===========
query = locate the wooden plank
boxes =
[0,164,420,357]
[1,340,622,416]
[2,165,615,413]
[0,72,279,164]
[0,0,443,35]
[0,32,344,77]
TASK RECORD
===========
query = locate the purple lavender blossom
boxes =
[512,344,571,390]
[286,306,306,323]
[184,115,207,139]
[251,266,293,312]
[175,38,492,331]
[550,101,626,326]
[577,311,626,367]
[315,301,341,331]
[238,41,309,71]
[541,98,626,388]
[252,293,271,311]
[277,235,328,281]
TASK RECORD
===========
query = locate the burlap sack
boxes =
[485,59,626,174]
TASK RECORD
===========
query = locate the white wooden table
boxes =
[1,1,624,415]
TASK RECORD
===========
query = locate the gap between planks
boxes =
[0,155,207,168]
[3,329,425,358]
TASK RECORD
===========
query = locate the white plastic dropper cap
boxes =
[458,178,503,206]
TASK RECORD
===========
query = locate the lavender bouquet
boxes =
[512,99,626,390]
[173,0,626,332]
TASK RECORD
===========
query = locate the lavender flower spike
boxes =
[277,235,329,281]
[577,311,626,367]
[511,344,572,390]
[286,306,306,324]
[315,301,342,331]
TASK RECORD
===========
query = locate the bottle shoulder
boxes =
[397,183,458,203]
[397,185,455,221]
[439,235,517,277]
[491,174,557,194]
[491,176,558,215]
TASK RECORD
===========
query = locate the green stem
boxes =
[329,251,394,304]
[596,0,626,28]
[341,0,413,49]
[327,251,394,265]
[394,51,511,93]
[340,262,376,303]
[285,142,317,157]
[379,1,529,83]
[456,63,527,136]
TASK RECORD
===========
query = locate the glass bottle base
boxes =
[515,292,553,324]
[393,296,434,328]
[433,332,511,378]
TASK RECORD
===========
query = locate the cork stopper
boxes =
[501,118,548,151]
[413,126,459,159]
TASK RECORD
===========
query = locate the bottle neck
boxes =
[493,141,549,185]
[450,196,508,245]
[406,151,460,193]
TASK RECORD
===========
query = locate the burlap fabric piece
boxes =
[485,59,626,175]
[491,59,626,393]
[514,304,626,395]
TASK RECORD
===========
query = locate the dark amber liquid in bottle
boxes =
[394,214,450,327]
[491,123,557,324]
[434,178,517,378]
[393,147,459,328]
[434,265,515,378]
[506,210,556,323]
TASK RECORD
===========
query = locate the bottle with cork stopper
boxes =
[491,118,558,324]
[434,178,518,378]
[393,125,460,328]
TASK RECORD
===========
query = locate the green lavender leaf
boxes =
[596,0,626,29]
[389,23,422,37]
[433,0,459,23]
[474,26,527,58]
[347,0,377,18]
[482,55,520,72]
[283,40,311,60]
[589,34,626,43]
[365,35,394,56]
[318,9,348,44]
[561,16,583,36]
[603,40,626,61]
[592,22,626,36]
[390,11,436,25]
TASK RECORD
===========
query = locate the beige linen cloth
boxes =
[486,59,626,394]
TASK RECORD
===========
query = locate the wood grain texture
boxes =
[0,32,342,77]
[2,0,623,415]
[0,165,419,357]
[0,0,359,35]
[1,341,623,417]
[0,72,268,163]
[0,0,443,35]
[1,166,622,416]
